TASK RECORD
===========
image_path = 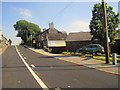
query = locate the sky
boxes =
[1,0,119,45]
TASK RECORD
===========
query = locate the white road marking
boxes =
[24,57,26,59]
[68,86,71,88]
[15,46,48,89]
[31,64,35,68]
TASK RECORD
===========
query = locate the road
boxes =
[2,46,119,89]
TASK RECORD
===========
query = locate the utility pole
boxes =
[102,0,110,64]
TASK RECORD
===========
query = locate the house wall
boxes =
[48,40,66,47]
[1,36,9,49]
[48,29,58,33]
[66,41,92,52]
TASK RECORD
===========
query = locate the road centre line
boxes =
[15,46,48,89]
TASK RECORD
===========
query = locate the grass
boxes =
[62,51,120,62]
[94,55,120,61]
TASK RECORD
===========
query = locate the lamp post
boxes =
[102,0,110,64]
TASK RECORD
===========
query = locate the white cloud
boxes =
[19,8,33,19]
[57,20,90,33]
[71,20,90,32]
[63,20,90,32]
[72,20,89,26]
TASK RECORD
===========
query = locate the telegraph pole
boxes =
[102,0,110,64]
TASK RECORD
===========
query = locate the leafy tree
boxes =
[8,38,12,45]
[13,20,41,45]
[20,40,24,45]
[89,3,120,47]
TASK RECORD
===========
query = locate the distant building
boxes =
[36,22,67,53]
[66,32,93,52]
[0,29,9,48]
[2,35,9,46]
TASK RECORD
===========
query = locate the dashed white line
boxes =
[15,46,48,89]
[31,64,35,68]
[24,57,27,59]
[68,86,71,88]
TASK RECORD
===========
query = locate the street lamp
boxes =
[102,0,110,64]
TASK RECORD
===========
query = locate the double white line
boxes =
[15,46,48,89]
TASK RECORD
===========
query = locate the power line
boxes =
[50,2,73,22]
[43,2,73,28]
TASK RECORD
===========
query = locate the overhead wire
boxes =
[42,2,73,29]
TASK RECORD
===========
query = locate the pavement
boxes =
[29,47,120,75]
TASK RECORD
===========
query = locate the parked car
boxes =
[76,44,104,54]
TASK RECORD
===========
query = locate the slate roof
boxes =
[48,33,67,40]
[66,32,92,41]
[40,28,59,33]
[36,28,67,41]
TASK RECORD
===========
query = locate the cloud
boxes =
[71,20,90,32]
[59,20,90,33]
[19,8,33,19]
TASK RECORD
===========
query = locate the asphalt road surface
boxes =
[2,46,119,89]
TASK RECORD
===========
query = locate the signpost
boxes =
[33,40,36,44]
[33,40,36,48]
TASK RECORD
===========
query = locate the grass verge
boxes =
[62,52,120,62]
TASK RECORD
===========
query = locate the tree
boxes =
[8,38,12,45]
[89,2,120,47]
[13,20,41,45]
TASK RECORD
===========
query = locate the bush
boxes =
[82,47,86,55]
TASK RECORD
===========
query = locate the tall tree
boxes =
[89,2,120,47]
[13,20,41,44]
[8,38,12,45]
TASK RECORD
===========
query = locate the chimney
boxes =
[49,22,54,29]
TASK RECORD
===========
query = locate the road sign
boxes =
[33,40,36,43]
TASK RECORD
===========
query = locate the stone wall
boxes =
[66,41,92,52]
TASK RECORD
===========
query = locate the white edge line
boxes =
[15,46,48,89]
